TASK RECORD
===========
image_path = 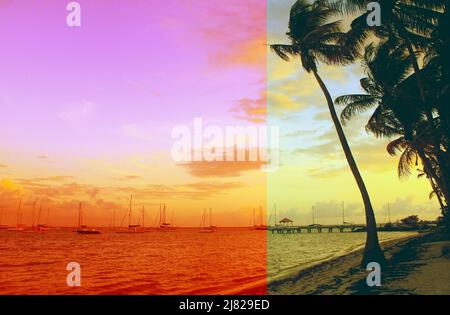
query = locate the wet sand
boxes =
[267,231,450,295]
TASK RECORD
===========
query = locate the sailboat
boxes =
[76,202,101,234]
[0,207,8,230]
[26,200,37,231]
[7,199,25,231]
[158,204,175,230]
[116,195,144,233]
[35,204,48,232]
[22,200,46,233]
[26,203,48,233]
[269,203,279,228]
[253,206,267,230]
[159,204,170,229]
[200,208,215,233]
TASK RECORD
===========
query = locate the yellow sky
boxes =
[265,0,441,225]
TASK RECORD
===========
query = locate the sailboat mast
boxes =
[31,201,36,227]
[274,203,277,226]
[16,199,21,226]
[37,204,42,225]
[78,202,82,228]
[209,208,212,227]
[202,208,206,227]
[342,201,345,224]
[129,195,132,227]
[142,206,145,228]
[259,206,263,226]
[163,204,166,224]
[312,205,315,225]
[388,202,391,223]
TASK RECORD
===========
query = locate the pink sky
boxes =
[0,0,266,156]
[0,0,267,227]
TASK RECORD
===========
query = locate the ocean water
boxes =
[0,228,266,295]
[0,228,414,294]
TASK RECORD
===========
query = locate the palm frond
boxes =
[270,44,298,62]
[336,94,379,124]
[397,145,417,177]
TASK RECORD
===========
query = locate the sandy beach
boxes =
[267,231,450,295]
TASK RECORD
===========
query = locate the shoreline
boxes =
[266,232,418,284]
[266,230,450,295]
[231,233,419,295]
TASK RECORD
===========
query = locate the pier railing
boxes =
[268,224,367,234]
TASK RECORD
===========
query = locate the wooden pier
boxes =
[269,224,367,234]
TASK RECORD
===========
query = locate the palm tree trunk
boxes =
[432,179,446,211]
[417,147,449,207]
[418,150,448,209]
[312,69,386,266]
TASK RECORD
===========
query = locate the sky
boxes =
[266,0,441,225]
[0,0,441,227]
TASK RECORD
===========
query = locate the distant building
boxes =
[279,217,293,226]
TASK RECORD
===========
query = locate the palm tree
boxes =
[329,0,450,214]
[423,4,450,211]
[329,0,444,106]
[335,41,449,208]
[271,0,385,266]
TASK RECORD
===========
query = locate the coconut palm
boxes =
[335,41,449,208]
[423,4,450,208]
[271,0,385,265]
[329,0,450,201]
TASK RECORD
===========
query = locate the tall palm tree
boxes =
[423,4,450,209]
[271,0,385,266]
[329,0,450,212]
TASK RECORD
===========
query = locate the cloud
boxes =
[282,128,318,138]
[17,176,75,183]
[306,166,348,179]
[198,0,267,69]
[1,174,243,210]
[37,155,49,160]
[294,136,394,177]
[0,178,21,192]
[228,38,266,67]
[229,92,266,123]
[313,110,332,122]
[181,160,264,178]
[383,197,440,221]
[268,90,304,113]
[115,175,142,181]
[109,181,242,200]
[21,182,97,199]
[0,164,6,168]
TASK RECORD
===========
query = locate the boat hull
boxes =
[77,230,101,234]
